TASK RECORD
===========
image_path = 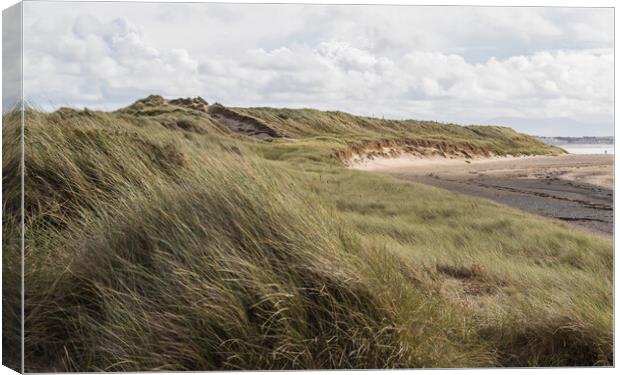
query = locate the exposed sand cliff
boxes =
[337,138,503,168]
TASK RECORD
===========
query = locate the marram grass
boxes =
[2,101,611,371]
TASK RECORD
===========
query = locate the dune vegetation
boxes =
[2,96,611,371]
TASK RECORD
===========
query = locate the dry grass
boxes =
[236,106,565,160]
[1,100,612,371]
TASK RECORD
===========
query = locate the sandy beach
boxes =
[353,154,613,235]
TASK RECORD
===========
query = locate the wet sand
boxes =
[355,154,613,235]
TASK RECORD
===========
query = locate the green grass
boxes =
[301,166,612,366]
[2,98,611,371]
[234,106,564,160]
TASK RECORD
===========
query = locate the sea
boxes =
[560,144,614,155]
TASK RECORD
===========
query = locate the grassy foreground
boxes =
[2,99,612,371]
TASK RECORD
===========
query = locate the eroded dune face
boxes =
[207,104,282,140]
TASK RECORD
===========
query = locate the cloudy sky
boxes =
[19,1,614,136]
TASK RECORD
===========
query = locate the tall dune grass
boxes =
[1,104,612,371]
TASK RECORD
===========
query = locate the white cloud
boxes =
[24,14,202,107]
[21,2,613,135]
[2,2,22,111]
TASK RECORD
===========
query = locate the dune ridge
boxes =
[2,96,611,371]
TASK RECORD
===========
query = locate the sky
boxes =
[13,1,615,136]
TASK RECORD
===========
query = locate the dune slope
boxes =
[2,98,611,371]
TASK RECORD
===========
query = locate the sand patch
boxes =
[558,167,613,190]
[207,104,281,140]
[350,152,532,172]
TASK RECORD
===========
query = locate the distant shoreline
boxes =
[536,136,613,144]
[560,144,614,155]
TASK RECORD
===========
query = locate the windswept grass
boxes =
[235,106,564,158]
[1,99,612,371]
[299,166,612,366]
